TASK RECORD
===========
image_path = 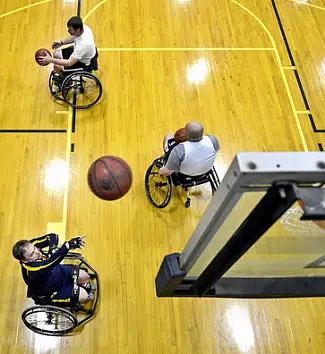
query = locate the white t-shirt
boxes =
[166,135,219,176]
[71,25,96,65]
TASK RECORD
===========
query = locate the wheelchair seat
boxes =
[61,49,98,74]
[171,171,210,187]
[88,50,99,71]
[28,291,55,306]
[145,157,220,208]
[28,290,78,308]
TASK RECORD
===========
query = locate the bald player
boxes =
[159,121,219,177]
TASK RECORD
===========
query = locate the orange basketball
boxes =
[35,48,52,66]
[174,128,188,144]
[87,156,132,201]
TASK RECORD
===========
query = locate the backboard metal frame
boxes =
[155,152,325,298]
[180,152,325,272]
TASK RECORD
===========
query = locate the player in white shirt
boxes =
[39,16,96,73]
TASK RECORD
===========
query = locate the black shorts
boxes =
[61,46,90,71]
[50,265,77,304]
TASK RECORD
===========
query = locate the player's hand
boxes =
[67,236,86,250]
[39,54,52,65]
[76,236,86,248]
[52,41,62,50]
[50,247,59,255]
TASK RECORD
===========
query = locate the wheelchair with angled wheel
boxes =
[145,155,220,208]
[49,50,102,109]
[21,252,99,336]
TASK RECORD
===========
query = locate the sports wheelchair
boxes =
[145,156,220,208]
[49,51,102,109]
[21,252,99,336]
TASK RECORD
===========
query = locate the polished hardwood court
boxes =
[1,0,325,352]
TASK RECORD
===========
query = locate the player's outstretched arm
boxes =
[30,233,59,250]
[52,36,75,49]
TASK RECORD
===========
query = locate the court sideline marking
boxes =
[288,0,325,153]
[46,106,73,241]
[271,0,325,141]
[97,47,274,51]
[62,106,73,241]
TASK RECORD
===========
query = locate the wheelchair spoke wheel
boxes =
[22,305,77,336]
[48,71,64,100]
[145,161,172,208]
[62,72,102,109]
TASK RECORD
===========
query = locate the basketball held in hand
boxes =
[174,128,188,144]
[35,48,52,66]
[88,156,133,201]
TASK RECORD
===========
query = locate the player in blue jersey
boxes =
[12,233,95,303]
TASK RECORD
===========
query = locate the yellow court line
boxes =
[283,66,296,70]
[46,107,72,241]
[61,106,73,242]
[230,0,308,152]
[56,111,69,115]
[0,0,52,19]
[289,0,325,12]
[98,47,274,52]
[83,0,109,22]
[296,110,310,114]
[47,107,72,242]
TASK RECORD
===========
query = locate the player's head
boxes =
[185,121,204,142]
[12,240,42,262]
[67,16,84,36]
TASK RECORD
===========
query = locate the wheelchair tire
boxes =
[145,160,173,208]
[48,71,55,96]
[22,305,77,336]
[48,71,64,101]
[61,71,102,109]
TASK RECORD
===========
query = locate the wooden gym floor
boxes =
[1,0,325,352]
